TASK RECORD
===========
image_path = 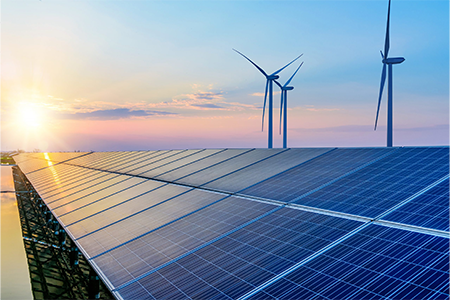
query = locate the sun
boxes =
[17,104,44,129]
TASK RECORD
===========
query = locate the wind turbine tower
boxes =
[374,0,405,147]
[234,49,302,148]
[274,62,304,149]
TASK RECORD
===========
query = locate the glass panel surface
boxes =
[116,208,362,300]
[204,148,333,193]
[129,150,203,176]
[156,149,251,182]
[92,197,278,288]
[76,189,226,258]
[116,150,182,174]
[292,147,449,218]
[175,149,285,187]
[240,147,395,201]
[104,151,162,172]
[59,180,167,225]
[52,176,145,216]
[67,183,189,238]
[251,225,449,300]
[42,172,118,202]
[382,179,449,231]
[138,149,222,178]
[45,174,125,208]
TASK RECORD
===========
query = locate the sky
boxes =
[1,0,448,151]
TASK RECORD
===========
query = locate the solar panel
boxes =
[59,180,167,225]
[248,225,449,300]
[381,179,449,231]
[92,197,278,288]
[12,147,449,300]
[240,147,396,202]
[175,149,286,187]
[202,148,333,193]
[112,150,186,174]
[291,147,449,217]
[156,148,252,182]
[76,188,226,258]
[115,208,363,299]
[137,149,224,178]
[102,150,167,172]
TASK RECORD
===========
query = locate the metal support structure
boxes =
[12,166,113,300]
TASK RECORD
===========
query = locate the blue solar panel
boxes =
[249,224,449,300]
[92,197,277,288]
[202,148,333,193]
[116,208,362,300]
[239,148,395,202]
[382,179,449,231]
[76,188,226,258]
[292,147,449,218]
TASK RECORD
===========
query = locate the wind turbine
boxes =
[374,0,405,147]
[233,49,302,148]
[274,62,304,149]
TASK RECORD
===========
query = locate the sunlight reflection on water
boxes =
[1,166,33,300]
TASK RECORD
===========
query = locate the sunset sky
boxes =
[2,0,448,151]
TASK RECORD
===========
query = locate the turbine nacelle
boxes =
[382,57,405,64]
[267,75,279,80]
[282,86,294,91]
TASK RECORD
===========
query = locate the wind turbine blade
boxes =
[273,80,283,89]
[380,50,384,59]
[284,62,304,87]
[262,80,269,131]
[279,91,284,135]
[374,63,387,130]
[384,0,391,58]
[233,49,268,77]
[272,54,303,75]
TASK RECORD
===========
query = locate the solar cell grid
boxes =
[249,224,449,300]
[128,149,203,176]
[92,197,278,288]
[86,151,142,171]
[51,176,143,215]
[115,150,185,174]
[34,169,108,195]
[175,149,285,188]
[42,172,120,203]
[382,179,449,231]
[202,148,333,193]
[102,151,163,172]
[291,147,449,218]
[86,152,132,169]
[89,151,146,171]
[66,183,188,238]
[239,148,395,202]
[138,149,223,178]
[116,208,362,300]
[59,180,167,226]
[67,151,120,167]
[156,148,252,182]
[76,188,226,258]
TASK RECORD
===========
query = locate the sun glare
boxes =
[18,105,42,128]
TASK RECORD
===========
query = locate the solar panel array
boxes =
[14,147,449,300]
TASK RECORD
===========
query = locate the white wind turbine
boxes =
[274,62,303,149]
[374,0,405,147]
[233,49,302,148]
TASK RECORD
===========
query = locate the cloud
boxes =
[191,103,225,109]
[55,108,176,120]
[305,108,341,112]
[251,91,281,97]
